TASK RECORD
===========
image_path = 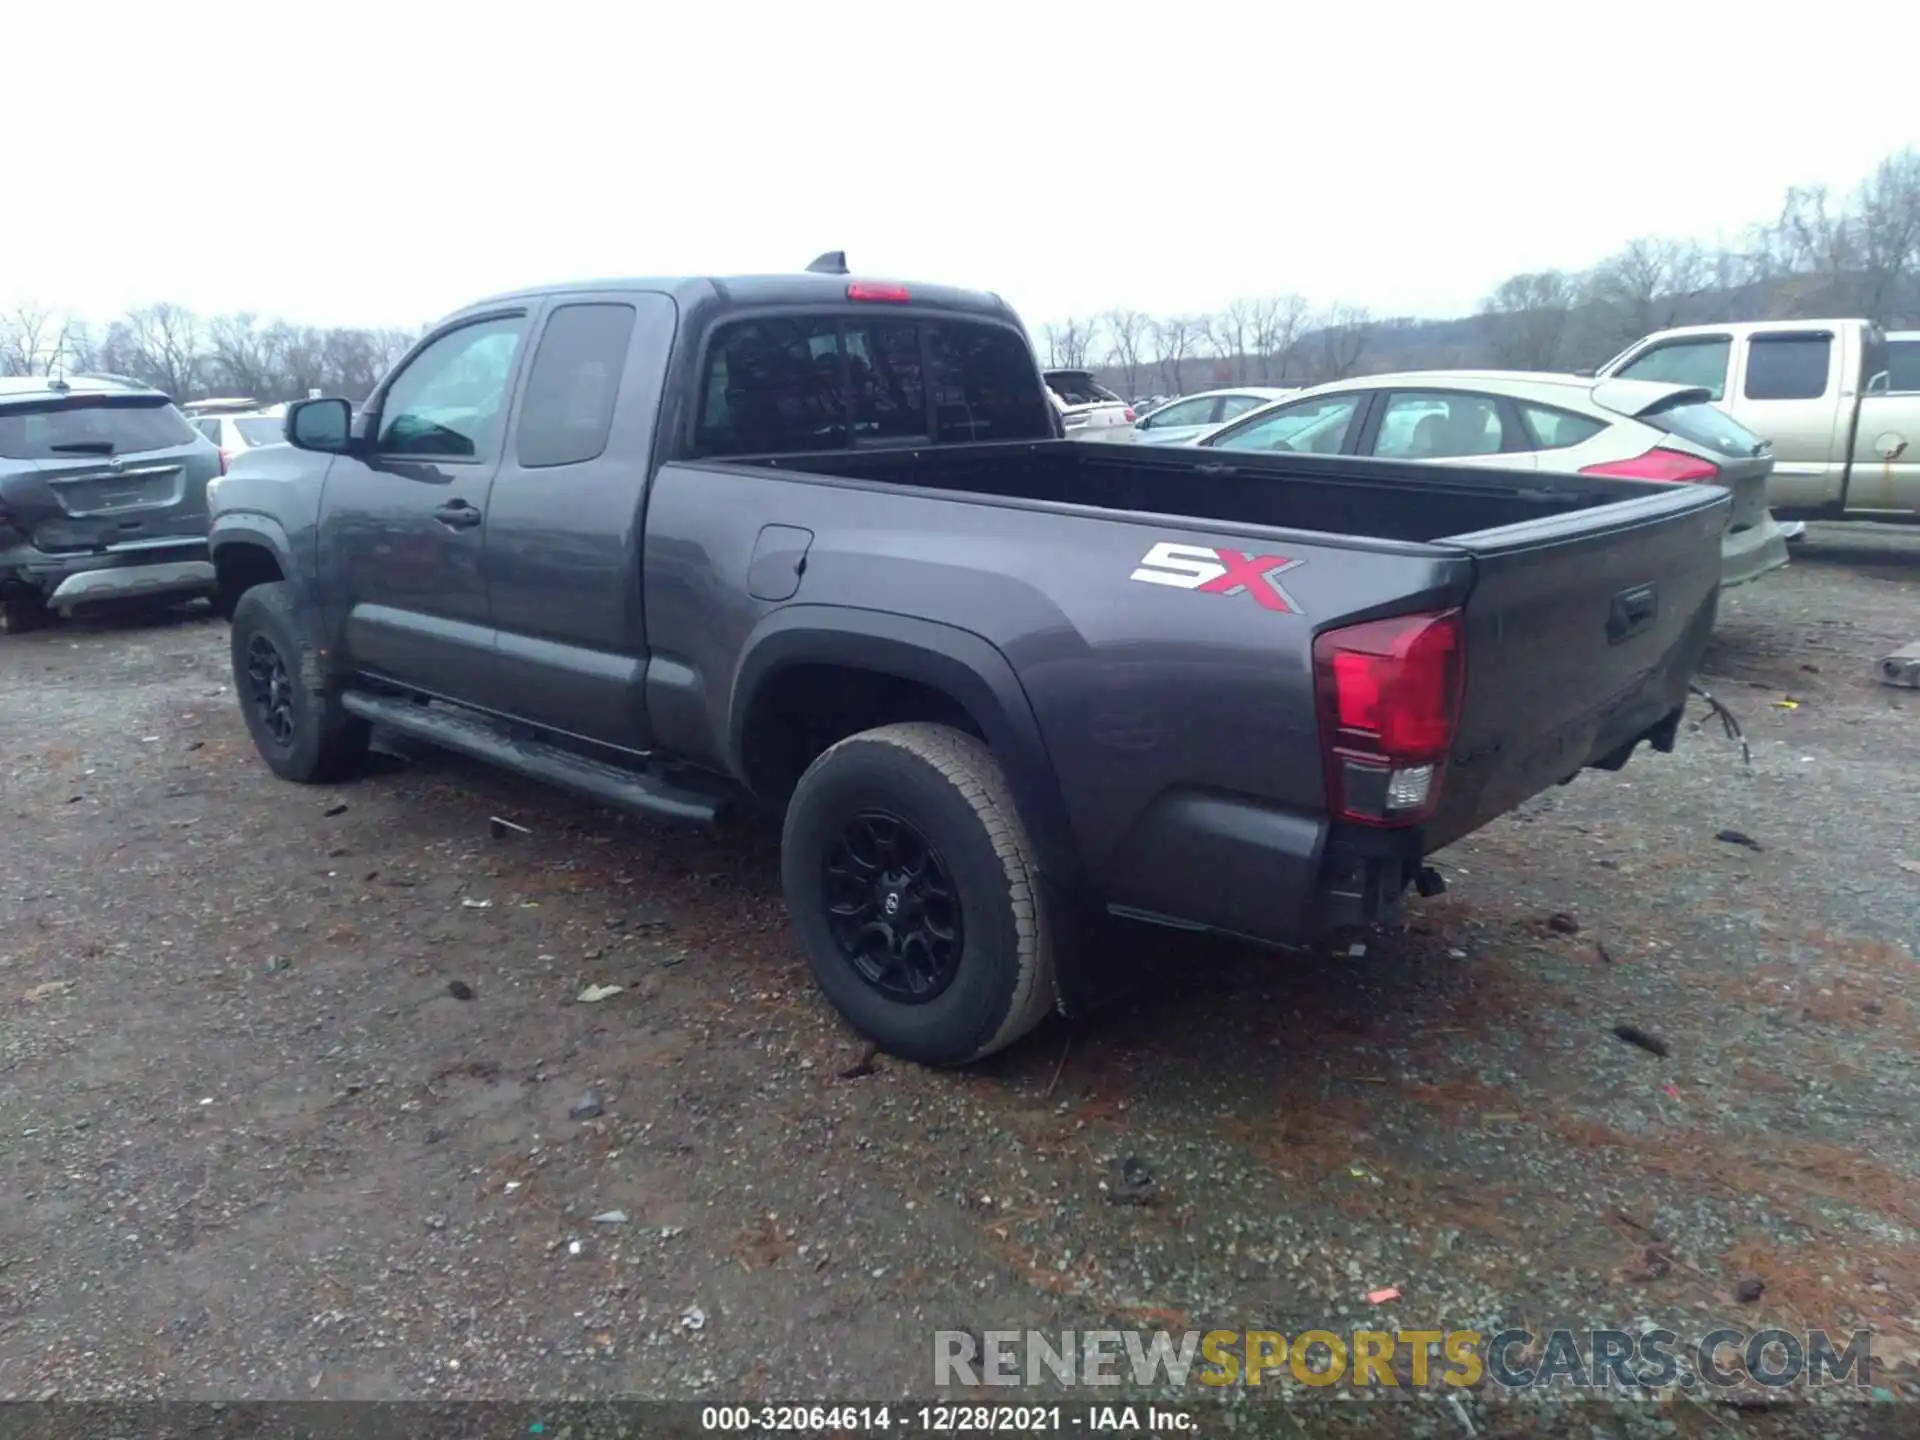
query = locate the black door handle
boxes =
[432,500,483,530]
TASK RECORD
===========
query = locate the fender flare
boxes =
[728,605,1082,890]
[209,513,302,602]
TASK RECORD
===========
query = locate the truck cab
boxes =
[1597,318,1919,519]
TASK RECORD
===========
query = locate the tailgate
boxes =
[1425,483,1729,848]
[22,450,211,552]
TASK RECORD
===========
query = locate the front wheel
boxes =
[781,722,1057,1067]
[229,581,369,783]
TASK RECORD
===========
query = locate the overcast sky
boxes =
[8,2,1915,333]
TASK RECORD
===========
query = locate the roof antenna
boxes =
[806,250,849,275]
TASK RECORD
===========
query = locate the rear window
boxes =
[1638,399,1765,458]
[696,316,1050,456]
[0,396,199,461]
[1517,402,1607,450]
[235,418,286,446]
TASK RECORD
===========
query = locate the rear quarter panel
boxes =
[640,463,1470,888]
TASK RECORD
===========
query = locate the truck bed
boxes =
[738,437,1657,544]
[652,439,1730,942]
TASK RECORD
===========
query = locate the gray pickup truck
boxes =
[207,259,1730,1066]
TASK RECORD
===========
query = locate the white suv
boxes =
[1043,370,1134,435]
[183,401,287,471]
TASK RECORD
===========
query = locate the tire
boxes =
[0,593,49,635]
[229,581,369,783]
[781,721,1056,1067]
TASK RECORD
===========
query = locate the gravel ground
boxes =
[2,524,1916,1435]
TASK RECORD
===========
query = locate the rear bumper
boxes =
[1100,708,1688,944]
[1099,788,1428,944]
[1719,515,1792,589]
[2,540,215,614]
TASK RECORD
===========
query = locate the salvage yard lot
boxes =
[2,525,1916,1426]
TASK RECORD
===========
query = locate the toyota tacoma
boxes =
[207,255,1729,1065]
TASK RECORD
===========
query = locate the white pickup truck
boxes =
[1596,319,1919,521]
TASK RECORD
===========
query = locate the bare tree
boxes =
[1150,315,1200,395]
[1247,294,1312,383]
[1760,186,1857,315]
[1041,317,1101,370]
[1847,147,1920,323]
[1313,303,1374,381]
[206,313,280,397]
[1477,271,1573,370]
[1102,307,1150,399]
[1585,238,1712,353]
[1,302,90,377]
[107,303,207,399]
[1199,300,1258,385]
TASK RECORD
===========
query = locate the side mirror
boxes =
[286,397,354,454]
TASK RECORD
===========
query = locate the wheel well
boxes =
[214,543,284,620]
[739,663,988,804]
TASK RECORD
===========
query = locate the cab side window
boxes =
[1743,334,1832,401]
[514,304,636,469]
[376,317,527,460]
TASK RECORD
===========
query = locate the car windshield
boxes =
[0,396,198,460]
[235,418,286,446]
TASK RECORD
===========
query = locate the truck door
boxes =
[315,311,529,704]
[482,291,678,754]
[1725,330,1849,511]
[1845,328,1920,513]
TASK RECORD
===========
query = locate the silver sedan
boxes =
[1195,370,1792,589]
[1126,386,1300,445]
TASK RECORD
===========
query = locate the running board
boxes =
[339,690,730,825]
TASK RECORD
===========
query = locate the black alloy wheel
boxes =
[822,809,964,1003]
[244,631,296,749]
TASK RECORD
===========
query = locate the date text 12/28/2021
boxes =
[699,1404,1198,1432]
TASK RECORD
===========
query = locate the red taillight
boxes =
[1578,447,1719,484]
[218,449,232,475]
[1123,407,1136,422]
[1313,609,1465,827]
[846,282,910,303]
